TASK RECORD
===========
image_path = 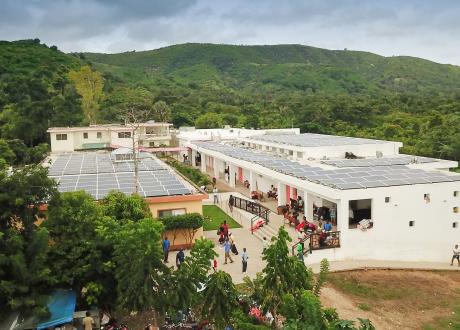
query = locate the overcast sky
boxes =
[1,0,460,65]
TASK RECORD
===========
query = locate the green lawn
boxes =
[202,205,242,231]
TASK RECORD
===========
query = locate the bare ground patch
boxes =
[320,269,460,330]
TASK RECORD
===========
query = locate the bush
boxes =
[159,213,204,246]
[167,159,211,186]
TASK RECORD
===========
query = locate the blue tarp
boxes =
[36,289,76,330]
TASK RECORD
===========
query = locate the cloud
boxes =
[0,0,460,64]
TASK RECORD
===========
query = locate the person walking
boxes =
[213,186,219,204]
[162,236,170,263]
[82,311,95,330]
[213,258,218,272]
[222,220,229,239]
[242,248,249,273]
[228,194,235,212]
[223,239,234,264]
[451,244,460,266]
[176,248,185,269]
[297,243,304,262]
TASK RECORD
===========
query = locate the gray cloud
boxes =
[1,0,460,64]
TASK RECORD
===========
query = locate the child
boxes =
[213,258,218,272]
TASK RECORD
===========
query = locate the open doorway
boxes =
[349,199,372,229]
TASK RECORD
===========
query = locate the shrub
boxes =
[159,213,204,246]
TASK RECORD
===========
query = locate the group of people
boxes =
[216,221,250,273]
[295,217,336,261]
[161,237,186,269]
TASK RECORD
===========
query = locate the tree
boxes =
[152,100,172,123]
[0,139,16,164]
[101,191,151,222]
[0,165,57,233]
[112,218,167,311]
[201,271,239,328]
[280,291,326,330]
[68,65,104,124]
[119,104,153,194]
[0,227,52,319]
[0,166,56,318]
[166,238,216,312]
[45,191,108,299]
[314,258,330,296]
[195,113,223,129]
[260,227,314,323]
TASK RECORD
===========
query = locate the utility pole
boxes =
[120,105,152,195]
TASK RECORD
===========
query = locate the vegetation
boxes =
[202,205,241,231]
[166,159,211,186]
[1,41,460,167]
[159,213,204,247]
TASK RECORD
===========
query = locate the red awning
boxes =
[141,147,190,152]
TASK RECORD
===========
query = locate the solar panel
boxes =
[49,151,192,199]
[195,141,460,190]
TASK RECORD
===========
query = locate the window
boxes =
[424,193,430,203]
[385,197,390,203]
[158,208,186,218]
[454,207,459,213]
[453,222,458,229]
[289,150,294,156]
[297,152,303,158]
[56,134,67,140]
[118,131,131,138]
[409,220,415,227]
[149,142,155,147]
[83,132,88,139]
[349,199,372,229]
[97,132,102,139]
[454,191,459,197]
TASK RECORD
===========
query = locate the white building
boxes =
[47,121,173,152]
[183,130,460,263]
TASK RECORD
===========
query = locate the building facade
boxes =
[47,121,173,152]
[183,130,460,263]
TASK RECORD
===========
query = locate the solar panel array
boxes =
[321,155,440,168]
[196,142,460,190]
[245,133,389,147]
[48,152,192,199]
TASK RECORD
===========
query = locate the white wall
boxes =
[50,132,75,152]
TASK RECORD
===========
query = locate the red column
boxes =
[285,185,291,203]
[238,167,243,182]
[293,188,297,199]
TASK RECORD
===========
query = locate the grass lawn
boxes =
[202,205,242,231]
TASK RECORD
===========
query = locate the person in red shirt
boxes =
[222,220,229,239]
[213,258,217,272]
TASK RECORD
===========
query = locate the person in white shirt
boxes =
[213,187,219,204]
[451,244,460,266]
[242,248,249,273]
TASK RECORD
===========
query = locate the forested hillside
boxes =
[84,43,460,162]
[1,40,459,166]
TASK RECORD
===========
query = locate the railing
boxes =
[232,195,271,224]
[291,231,341,256]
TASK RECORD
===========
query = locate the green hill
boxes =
[0,40,459,164]
[0,39,83,146]
[83,43,460,94]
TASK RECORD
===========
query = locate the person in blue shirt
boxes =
[323,220,332,232]
[223,239,234,264]
[162,237,170,263]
